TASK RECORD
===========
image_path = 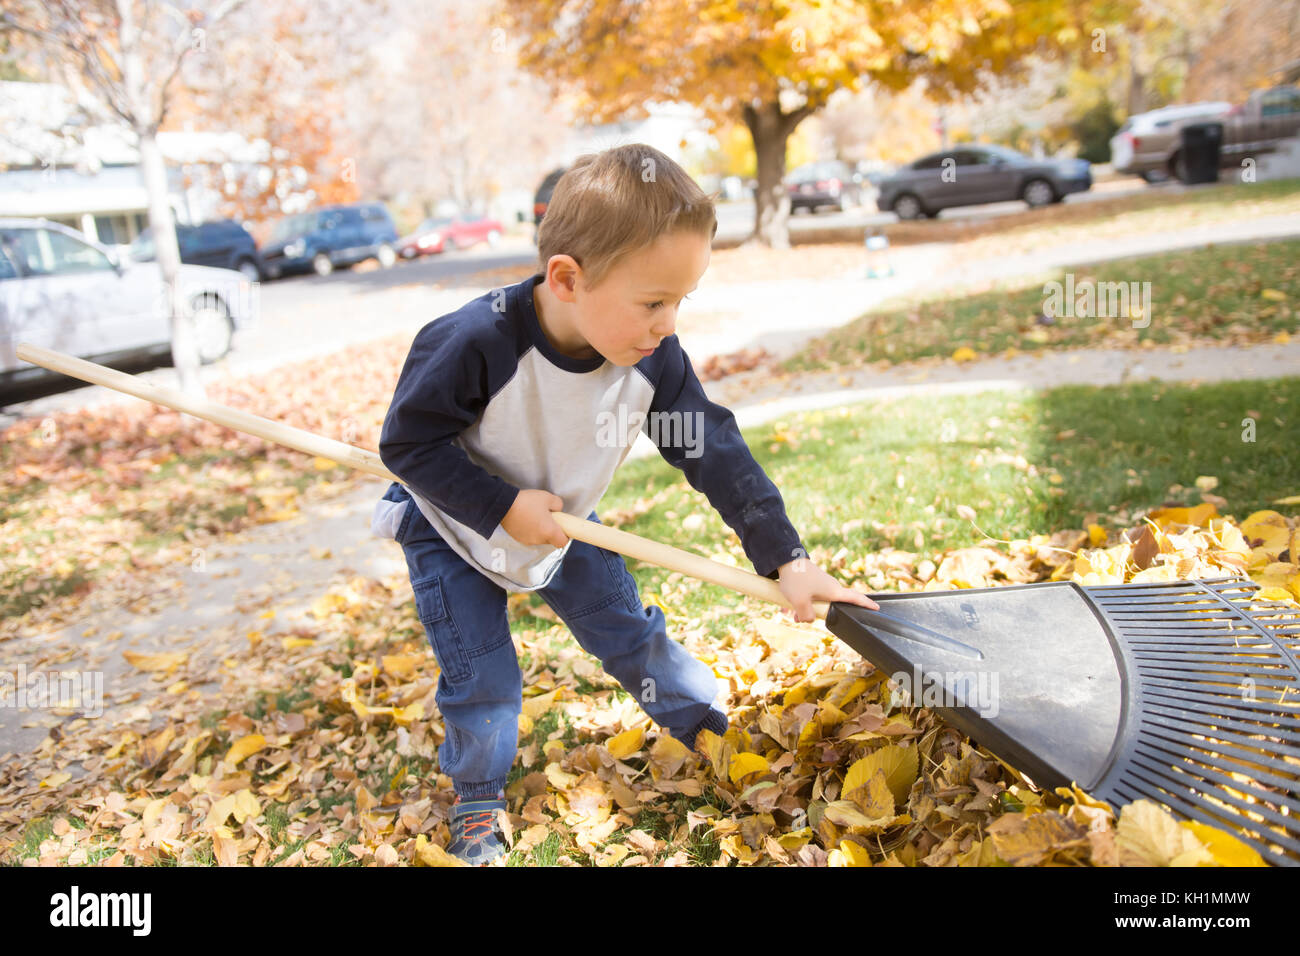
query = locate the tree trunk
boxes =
[742,101,811,249]
[116,0,205,398]
[139,131,205,399]
[1126,35,1147,117]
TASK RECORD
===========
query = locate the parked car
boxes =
[1109,102,1234,182]
[130,219,265,282]
[786,160,864,213]
[397,214,505,258]
[533,167,567,242]
[0,218,254,404]
[1216,83,1300,171]
[260,202,399,278]
[876,144,1092,219]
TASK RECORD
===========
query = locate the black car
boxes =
[130,219,264,282]
[260,202,399,278]
[532,167,567,242]
[876,144,1092,220]
[786,160,864,213]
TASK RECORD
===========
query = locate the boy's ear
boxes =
[546,255,582,303]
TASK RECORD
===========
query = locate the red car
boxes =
[397,214,504,258]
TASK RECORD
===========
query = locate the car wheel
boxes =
[486,230,501,248]
[312,252,333,276]
[1140,169,1169,185]
[377,243,397,268]
[1171,152,1189,183]
[191,294,233,364]
[236,259,261,282]
[1022,179,1056,208]
[892,193,925,220]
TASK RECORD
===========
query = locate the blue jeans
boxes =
[381,481,723,800]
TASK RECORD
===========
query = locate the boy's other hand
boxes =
[776,558,879,623]
[501,489,569,550]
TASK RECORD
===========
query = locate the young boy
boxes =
[372,143,878,865]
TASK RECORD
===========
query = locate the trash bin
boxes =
[1178,122,1223,184]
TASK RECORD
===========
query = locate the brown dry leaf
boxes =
[987,811,1089,865]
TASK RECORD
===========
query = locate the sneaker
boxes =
[447,792,508,866]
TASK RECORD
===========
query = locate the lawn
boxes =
[783,239,1300,373]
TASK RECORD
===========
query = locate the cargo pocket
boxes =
[413,576,472,683]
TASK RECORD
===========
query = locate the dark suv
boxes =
[532,168,567,243]
[130,219,264,282]
[260,202,399,278]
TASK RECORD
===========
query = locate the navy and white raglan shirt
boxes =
[372,272,805,593]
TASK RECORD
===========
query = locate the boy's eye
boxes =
[645,295,691,311]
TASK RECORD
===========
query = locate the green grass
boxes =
[785,239,1300,374]
[597,376,1299,591]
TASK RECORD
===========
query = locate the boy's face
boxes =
[572,229,711,367]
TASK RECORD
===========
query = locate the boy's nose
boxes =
[652,308,676,338]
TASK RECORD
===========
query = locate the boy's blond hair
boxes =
[537,143,717,289]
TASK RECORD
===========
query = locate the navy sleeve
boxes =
[378,315,520,540]
[647,339,805,579]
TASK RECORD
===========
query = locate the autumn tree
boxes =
[341,0,561,219]
[1,0,248,399]
[169,0,389,230]
[498,0,1132,248]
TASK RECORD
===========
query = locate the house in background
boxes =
[0,80,259,253]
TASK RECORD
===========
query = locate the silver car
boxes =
[0,218,255,403]
[876,144,1091,220]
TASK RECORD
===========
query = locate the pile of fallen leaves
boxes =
[0,333,417,632]
[1,491,1293,866]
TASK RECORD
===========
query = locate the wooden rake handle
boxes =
[14,342,826,617]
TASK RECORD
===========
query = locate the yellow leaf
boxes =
[1260,288,1287,301]
[1116,800,1214,866]
[39,772,71,788]
[522,688,563,719]
[728,752,769,786]
[1257,586,1299,605]
[839,840,874,866]
[951,346,977,362]
[232,788,261,824]
[413,834,470,867]
[1240,510,1290,554]
[313,456,339,470]
[844,767,896,819]
[281,636,316,650]
[1147,502,1218,530]
[382,654,423,680]
[843,744,919,806]
[224,733,266,767]
[1253,562,1299,594]
[1179,821,1268,867]
[122,650,188,673]
[393,702,424,727]
[1087,524,1107,546]
[822,800,897,831]
[605,726,645,760]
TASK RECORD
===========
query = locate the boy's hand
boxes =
[776,558,879,623]
[501,489,569,550]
